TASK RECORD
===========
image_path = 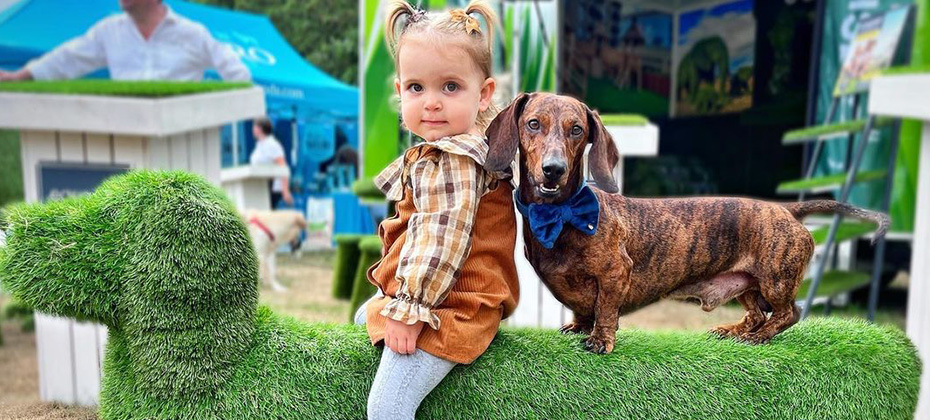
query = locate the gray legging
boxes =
[355,294,458,420]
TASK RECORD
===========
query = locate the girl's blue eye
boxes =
[409,84,423,92]
[444,82,458,92]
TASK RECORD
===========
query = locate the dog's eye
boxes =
[571,125,583,136]
[527,119,540,130]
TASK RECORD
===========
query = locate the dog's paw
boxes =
[709,326,737,339]
[582,335,615,354]
[737,332,771,345]
[559,322,593,335]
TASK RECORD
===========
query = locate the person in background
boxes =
[250,117,293,208]
[0,0,250,82]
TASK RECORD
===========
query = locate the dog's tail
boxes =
[294,214,308,229]
[782,200,889,244]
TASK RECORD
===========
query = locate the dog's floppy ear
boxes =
[586,107,620,193]
[485,92,532,172]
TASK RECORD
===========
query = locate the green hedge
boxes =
[0,171,920,420]
[0,130,24,207]
[2,298,35,332]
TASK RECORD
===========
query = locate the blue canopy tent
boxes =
[0,0,372,236]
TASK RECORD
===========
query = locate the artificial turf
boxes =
[599,113,649,126]
[777,170,887,194]
[809,221,880,245]
[797,270,871,299]
[781,118,894,144]
[351,177,384,201]
[332,234,366,300]
[98,309,921,420]
[348,236,381,320]
[882,65,930,76]
[0,170,920,420]
[0,80,252,97]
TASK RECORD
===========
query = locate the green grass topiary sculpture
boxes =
[0,171,921,420]
[348,235,381,321]
[2,298,35,332]
[332,234,366,300]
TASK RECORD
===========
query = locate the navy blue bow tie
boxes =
[514,185,600,249]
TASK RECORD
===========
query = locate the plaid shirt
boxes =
[374,133,508,330]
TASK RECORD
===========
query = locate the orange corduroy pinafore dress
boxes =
[365,171,519,364]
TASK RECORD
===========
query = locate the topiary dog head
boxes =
[0,170,258,398]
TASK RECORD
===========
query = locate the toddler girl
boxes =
[355,1,519,419]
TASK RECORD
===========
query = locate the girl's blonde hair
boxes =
[385,0,499,131]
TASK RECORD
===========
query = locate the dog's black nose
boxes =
[542,160,567,181]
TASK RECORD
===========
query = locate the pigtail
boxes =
[463,0,500,132]
[385,1,418,56]
[465,0,497,52]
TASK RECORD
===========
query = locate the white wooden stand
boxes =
[221,164,290,211]
[508,122,660,328]
[870,73,930,420]
[0,87,264,406]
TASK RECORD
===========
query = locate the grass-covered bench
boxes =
[99,307,922,420]
[0,171,920,420]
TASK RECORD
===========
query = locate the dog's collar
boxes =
[249,217,276,242]
[514,185,600,249]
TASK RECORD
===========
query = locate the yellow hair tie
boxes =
[449,9,480,35]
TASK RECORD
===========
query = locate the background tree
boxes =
[194,0,358,85]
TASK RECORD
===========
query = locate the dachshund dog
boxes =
[485,93,889,353]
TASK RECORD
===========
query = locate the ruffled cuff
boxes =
[379,295,441,330]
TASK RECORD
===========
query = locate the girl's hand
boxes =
[384,318,425,355]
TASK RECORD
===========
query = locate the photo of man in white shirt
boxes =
[0,0,250,82]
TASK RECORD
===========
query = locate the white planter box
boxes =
[870,73,930,420]
[221,164,290,211]
[0,87,264,137]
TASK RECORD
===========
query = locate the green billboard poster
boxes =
[816,0,918,232]
[361,0,400,179]
[893,0,928,233]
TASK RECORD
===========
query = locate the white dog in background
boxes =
[244,209,307,292]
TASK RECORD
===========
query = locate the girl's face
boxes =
[394,36,495,142]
